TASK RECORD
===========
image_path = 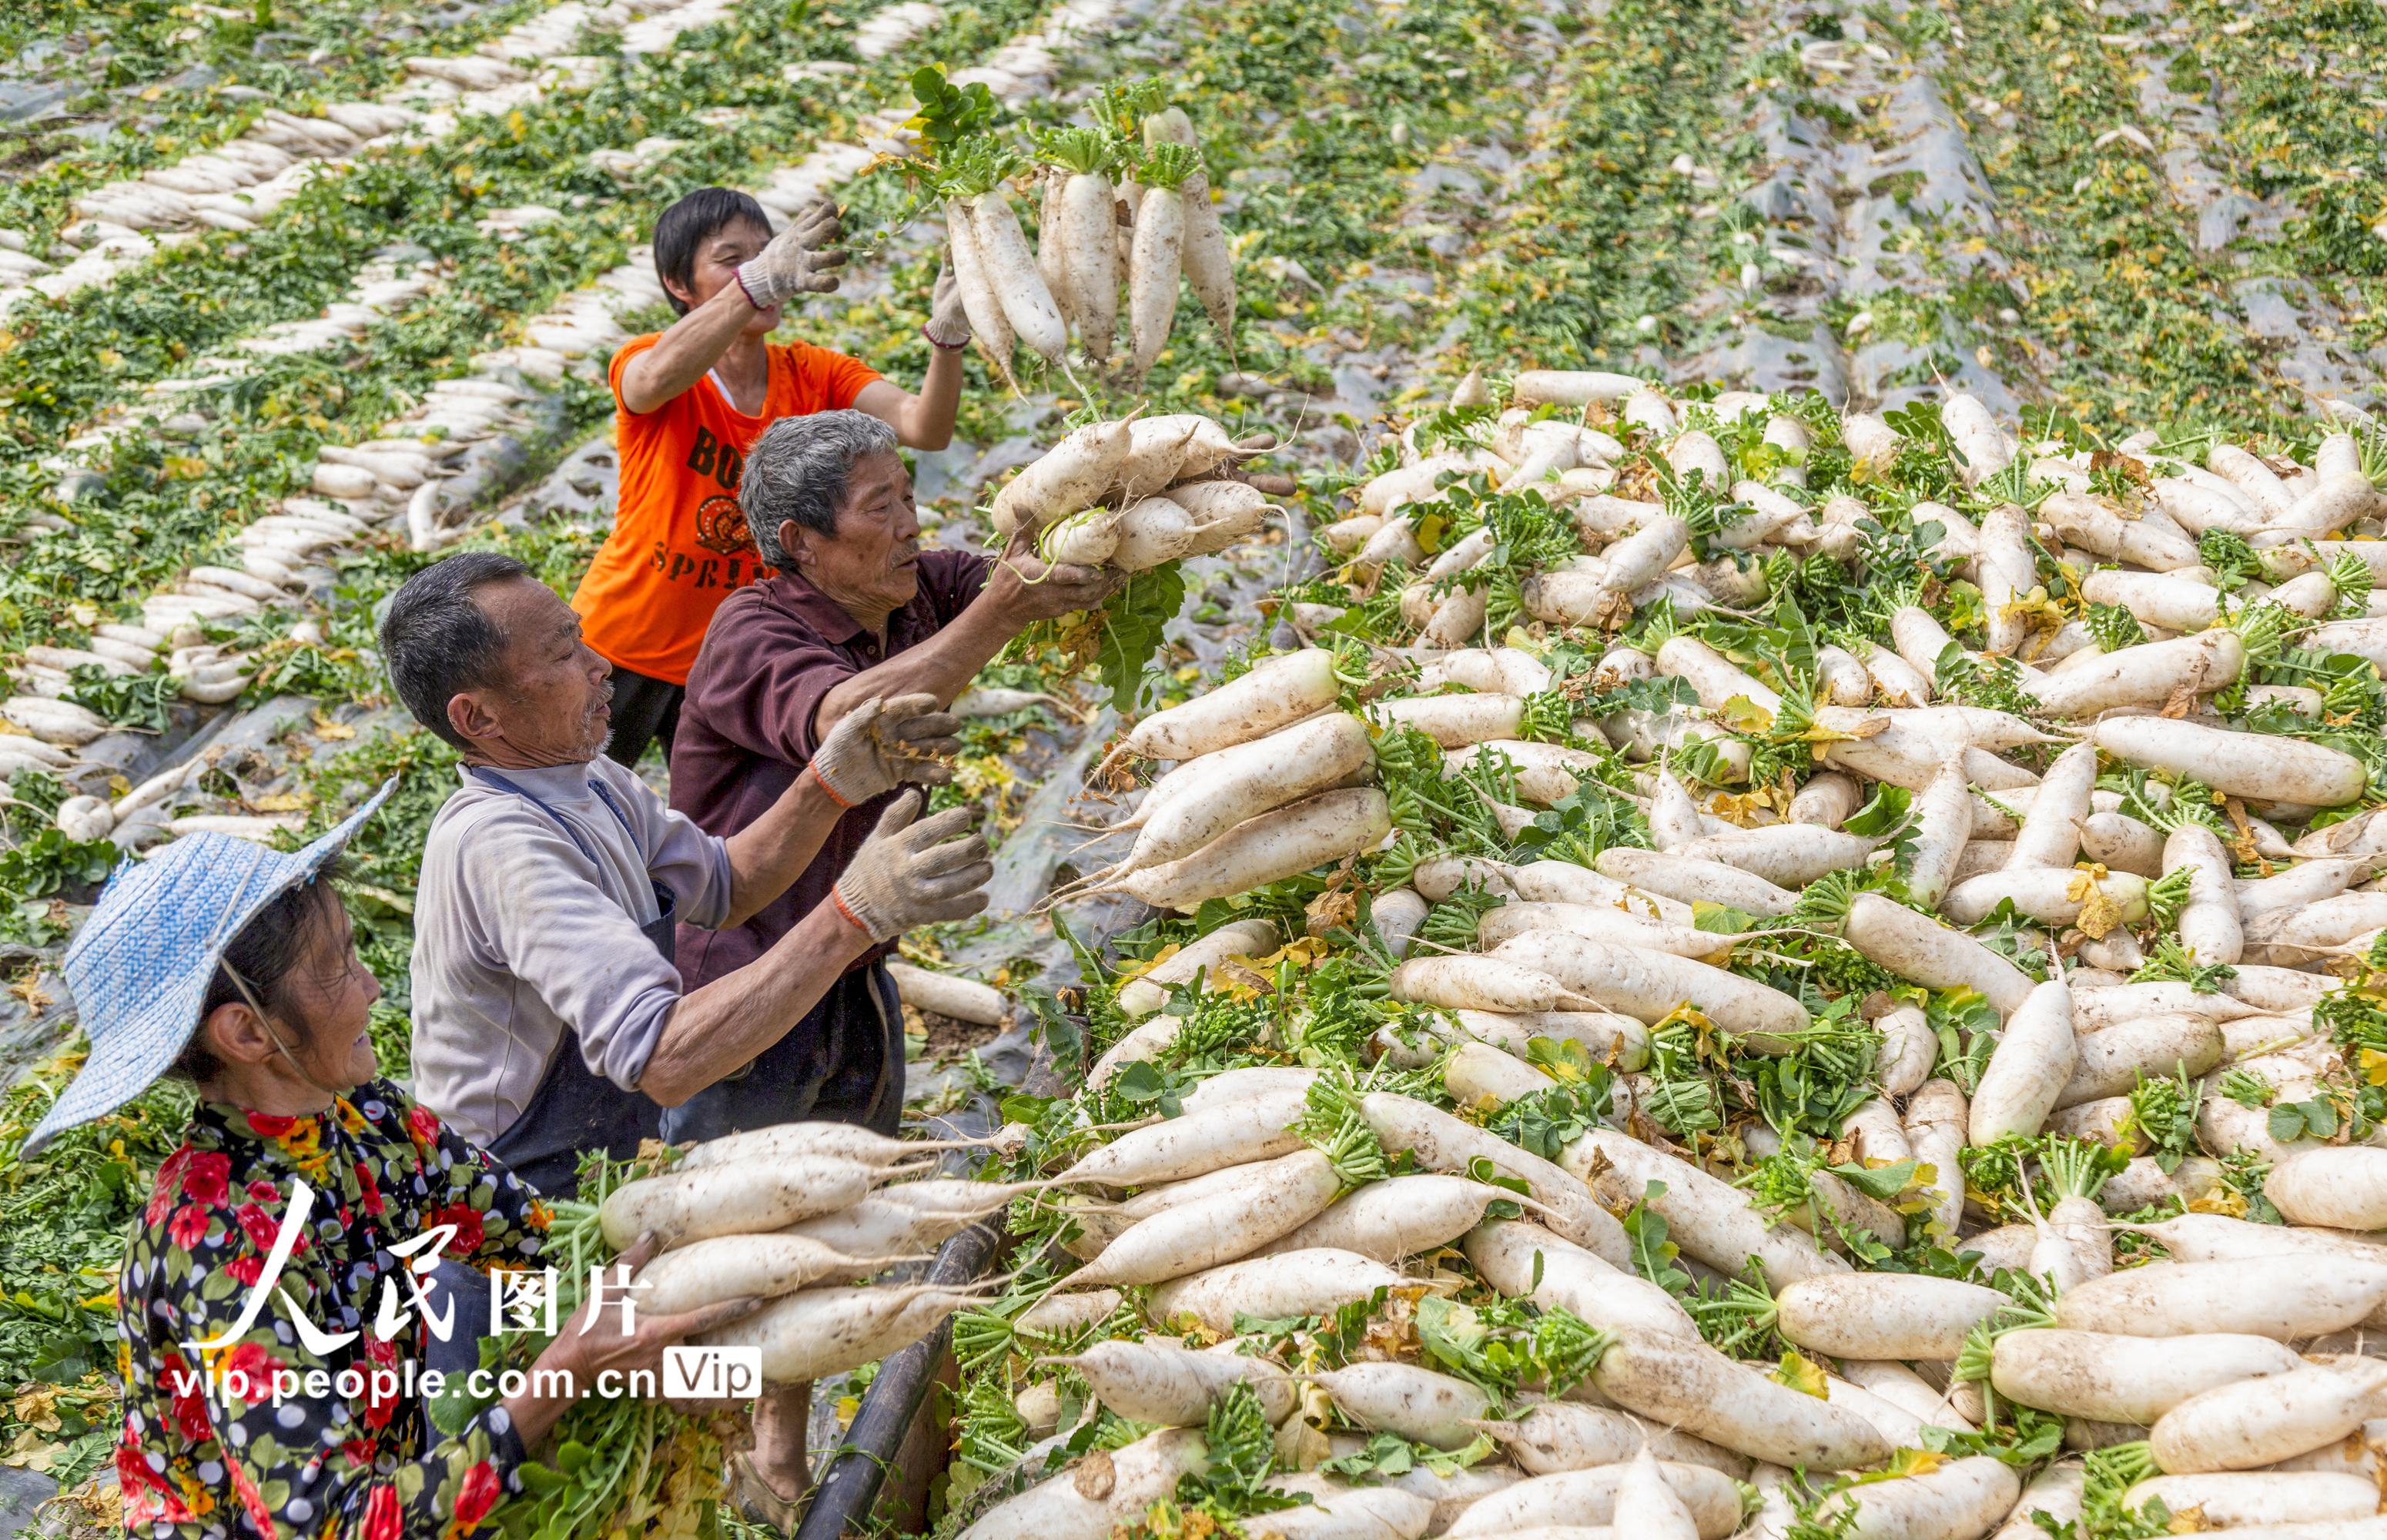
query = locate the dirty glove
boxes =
[734,198,846,310]
[924,257,972,350]
[807,692,962,808]
[831,791,993,944]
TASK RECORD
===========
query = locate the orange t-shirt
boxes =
[572,333,884,684]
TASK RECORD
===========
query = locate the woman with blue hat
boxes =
[26,788,760,1540]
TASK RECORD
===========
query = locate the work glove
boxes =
[807,692,961,807]
[924,257,972,350]
[733,198,846,310]
[831,791,993,944]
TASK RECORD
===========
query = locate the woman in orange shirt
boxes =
[572,187,971,767]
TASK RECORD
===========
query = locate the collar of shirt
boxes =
[758,569,946,658]
[455,759,605,804]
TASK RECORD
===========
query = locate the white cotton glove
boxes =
[734,198,846,310]
[831,792,993,944]
[924,257,972,350]
[807,693,962,808]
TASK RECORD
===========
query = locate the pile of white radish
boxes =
[939,373,2387,1540]
[939,98,1234,389]
[991,407,1281,575]
[596,1120,1027,1385]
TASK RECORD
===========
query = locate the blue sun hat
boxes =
[21,778,396,1157]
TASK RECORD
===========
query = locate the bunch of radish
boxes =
[989,407,1281,574]
[591,1120,1029,1386]
[937,371,2387,1540]
[929,82,1235,390]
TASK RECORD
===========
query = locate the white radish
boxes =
[599,1154,904,1248]
[2126,1471,2381,1528]
[2150,1358,2387,1473]
[1311,1363,1488,1451]
[1060,1338,1294,1425]
[1110,649,1341,762]
[1561,1127,1846,1288]
[886,960,1007,1026]
[2054,1254,2387,1340]
[1127,174,1187,383]
[1809,1456,2023,1540]
[993,415,1136,537]
[1610,1448,1699,1540]
[1441,1461,1741,1540]
[1990,1327,2304,1424]
[1093,788,1390,910]
[2264,1146,2387,1230]
[1117,918,1281,1019]
[1259,1174,1520,1262]
[946,197,1018,390]
[1491,930,1810,1046]
[1843,894,2034,1015]
[2091,715,2368,806]
[1772,1274,2007,1361]
[632,1234,917,1312]
[1067,1148,1343,1287]
[2167,822,2245,966]
[698,1282,974,1383]
[1589,1334,1890,1471]
[1146,1247,1408,1334]
[1056,1088,1310,1189]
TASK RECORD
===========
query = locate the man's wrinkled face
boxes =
[785,451,922,624]
[464,578,616,764]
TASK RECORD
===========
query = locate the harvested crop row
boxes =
[939,367,2387,1540]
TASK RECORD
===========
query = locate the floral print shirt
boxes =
[115,1082,551,1540]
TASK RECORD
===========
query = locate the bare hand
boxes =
[989,520,1127,625]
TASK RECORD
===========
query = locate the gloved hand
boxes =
[831,792,993,944]
[924,256,972,350]
[734,198,846,310]
[808,693,962,808]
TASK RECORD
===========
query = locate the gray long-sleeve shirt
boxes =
[409,758,734,1146]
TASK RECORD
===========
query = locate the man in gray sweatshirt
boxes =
[380,549,993,1197]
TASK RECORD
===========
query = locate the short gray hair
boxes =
[743,409,900,567]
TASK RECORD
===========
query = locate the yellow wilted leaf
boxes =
[310,712,356,740]
[2361,1047,2387,1087]
[1715,695,1776,735]
[1772,1351,1829,1399]
[249,793,308,813]
[2067,862,2122,939]
[1883,1447,1946,1479]
[1114,944,1181,980]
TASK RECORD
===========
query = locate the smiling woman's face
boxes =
[782,450,922,628]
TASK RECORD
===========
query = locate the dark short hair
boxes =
[654,188,772,316]
[174,859,352,1083]
[380,551,535,749]
[743,410,901,567]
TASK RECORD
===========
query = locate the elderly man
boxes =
[380,550,993,1196]
[665,410,1118,1140]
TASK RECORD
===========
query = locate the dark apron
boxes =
[655,959,905,1143]
[465,768,672,1198]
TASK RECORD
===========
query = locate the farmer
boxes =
[571,186,976,768]
[380,550,993,1200]
[665,410,1119,1144]
[22,796,759,1540]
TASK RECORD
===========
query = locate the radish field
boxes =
[5,0,2387,1535]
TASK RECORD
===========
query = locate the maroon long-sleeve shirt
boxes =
[668,552,990,986]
